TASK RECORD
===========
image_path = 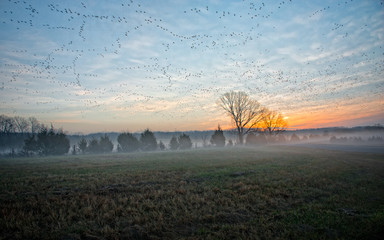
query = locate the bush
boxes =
[246,133,267,145]
[140,129,157,151]
[86,135,114,154]
[99,134,114,153]
[290,134,300,142]
[23,125,70,156]
[210,125,226,147]
[159,141,166,150]
[277,134,286,143]
[169,136,179,150]
[22,135,38,156]
[78,138,87,153]
[178,133,192,150]
[87,138,100,153]
[117,132,140,152]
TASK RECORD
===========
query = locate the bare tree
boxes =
[261,109,287,136]
[218,91,264,144]
[28,117,41,134]
[0,115,15,133]
[13,116,30,133]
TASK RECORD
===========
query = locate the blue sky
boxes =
[0,0,383,133]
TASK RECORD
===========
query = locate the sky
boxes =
[0,0,383,134]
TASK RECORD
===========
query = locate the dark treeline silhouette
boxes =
[117,132,140,152]
[1,113,383,157]
[0,115,43,153]
[0,115,42,134]
[74,129,195,155]
[76,134,114,154]
[23,125,70,156]
[210,125,226,147]
[330,136,384,144]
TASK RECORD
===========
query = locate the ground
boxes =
[0,146,383,239]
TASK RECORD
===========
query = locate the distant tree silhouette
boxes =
[309,134,320,140]
[23,125,70,156]
[117,132,140,152]
[246,133,257,145]
[87,139,100,153]
[78,138,88,153]
[0,114,15,133]
[13,116,29,134]
[210,125,226,147]
[159,141,166,150]
[201,135,209,148]
[218,91,264,144]
[72,145,77,155]
[368,136,383,143]
[28,117,41,134]
[22,135,38,156]
[140,129,157,151]
[99,134,114,153]
[178,133,192,149]
[290,134,300,142]
[169,136,179,150]
[277,134,286,143]
[246,133,267,145]
[227,139,233,147]
[38,125,70,155]
[260,109,287,136]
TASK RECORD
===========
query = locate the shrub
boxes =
[290,134,300,142]
[23,125,70,156]
[99,134,114,153]
[246,133,267,145]
[178,133,192,150]
[117,132,140,152]
[159,141,166,150]
[78,138,88,153]
[210,125,226,147]
[87,138,100,153]
[169,136,179,150]
[140,129,157,151]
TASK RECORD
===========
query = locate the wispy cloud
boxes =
[0,0,383,132]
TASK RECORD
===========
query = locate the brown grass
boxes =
[0,146,383,239]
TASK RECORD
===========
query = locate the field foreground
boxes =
[0,146,383,239]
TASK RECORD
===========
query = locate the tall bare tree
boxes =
[13,116,30,133]
[0,115,15,133]
[28,117,41,134]
[261,109,287,136]
[218,91,264,144]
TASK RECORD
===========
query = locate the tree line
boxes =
[0,115,44,154]
[0,115,42,134]
[0,91,288,156]
[0,91,295,156]
[0,122,233,157]
[75,129,201,154]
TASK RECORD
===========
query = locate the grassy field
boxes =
[0,146,383,239]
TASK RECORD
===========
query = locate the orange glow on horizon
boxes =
[286,102,384,130]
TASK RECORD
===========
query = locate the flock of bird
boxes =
[0,0,383,129]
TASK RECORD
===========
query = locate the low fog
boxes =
[40,127,384,155]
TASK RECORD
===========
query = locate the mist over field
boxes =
[1,0,384,239]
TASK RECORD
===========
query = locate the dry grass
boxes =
[0,146,383,239]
